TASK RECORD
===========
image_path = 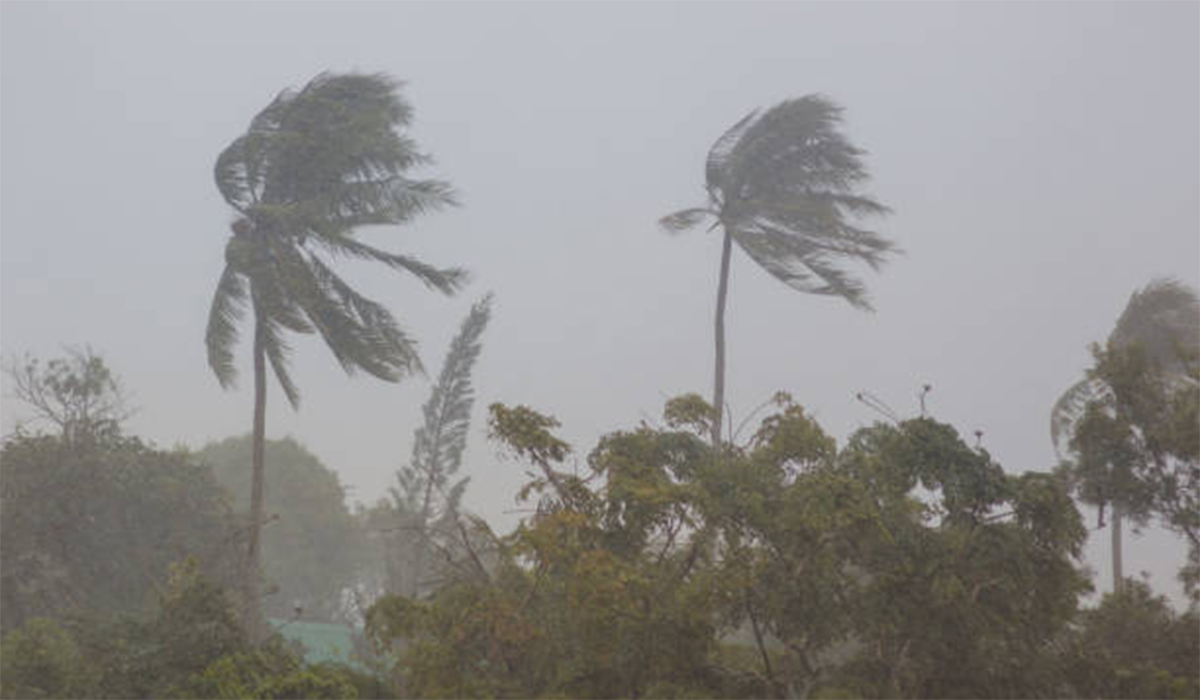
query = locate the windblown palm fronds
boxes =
[660,95,896,443]
[1051,278,1199,458]
[204,72,464,637]
[661,95,896,309]
[206,72,466,408]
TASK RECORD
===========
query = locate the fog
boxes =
[2,0,1197,608]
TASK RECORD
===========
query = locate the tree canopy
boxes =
[197,435,365,623]
[365,395,1097,699]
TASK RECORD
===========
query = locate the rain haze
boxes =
[2,0,1198,630]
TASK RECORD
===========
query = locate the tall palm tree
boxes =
[205,72,466,638]
[660,96,896,445]
[1051,278,1199,593]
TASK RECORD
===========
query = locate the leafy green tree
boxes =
[1051,278,1199,592]
[830,419,1090,699]
[660,96,896,444]
[382,294,493,599]
[181,645,363,700]
[0,618,92,699]
[0,558,244,699]
[197,435,364,623]
[205,72,466,636]
[0,432,241,636]
[1055,580,1199,699]
[366,395,1090,699]
[1,558,383,699]
[368,401,728,699]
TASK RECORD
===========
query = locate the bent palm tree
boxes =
[205,72,466,638]
[1050,278,1199,592]
[660,96,896,445]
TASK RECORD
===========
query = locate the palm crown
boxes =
[206,72,466,407]
[661,95,896,310]
[1050,278,1200,457]
[660,95,895,444]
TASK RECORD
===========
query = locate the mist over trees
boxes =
[2,59,1198,700]
[196,435,365,624]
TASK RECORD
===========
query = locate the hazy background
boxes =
[3,2,1197,604]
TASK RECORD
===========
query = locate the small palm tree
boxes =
[205,72,466,637]
[660,96,896,445]
[1051,278,1199,593]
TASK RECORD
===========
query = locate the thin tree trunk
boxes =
[1111,502,1124,595]
[411,469,437,598]
[245,315,268,642]
[712,228,733,446]
[411,400,450,598]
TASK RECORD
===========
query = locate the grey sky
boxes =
[2,1,1197,604]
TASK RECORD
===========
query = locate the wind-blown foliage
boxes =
[1050,278,1199,592]
[0,560,373,699]
[204,71,464,637]
[382,295,493,598]
[366,395,1090,699]
[0,432,243,637]
[206,72,466,404]
[1051,278,1199,457]
[660,96,896,443]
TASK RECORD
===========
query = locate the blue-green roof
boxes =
[268,618,362,670]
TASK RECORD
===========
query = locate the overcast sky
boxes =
[2,1,1197,604]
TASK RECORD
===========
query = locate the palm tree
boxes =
[205,72,466,638]
[1051,278,1199,593]
[660,96,896,445]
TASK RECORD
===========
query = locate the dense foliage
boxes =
[0,560,381,699]
[1051,278,1199,593]
[360,396,1138,699]
[0,432,241,637]
[1054,580,1199,699]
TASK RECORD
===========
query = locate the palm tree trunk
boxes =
[1111,502,1124,595]
[712,228,733,446]
[245,314,268,641]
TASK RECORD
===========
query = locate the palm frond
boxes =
[210,71,463,408]
[285,246,424,382]
[313,234,468,294]
[205,265,249,388]
[731,98,871,201]
[706,109,760,201]
[258,312,302,409]
[1049,378,1110,460]
[732,223,876,310]
[690,94,895,309]
[216,72,454,223]
[658,208,713,234]
[374,177,458,223]
[1109,277,1200,370]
